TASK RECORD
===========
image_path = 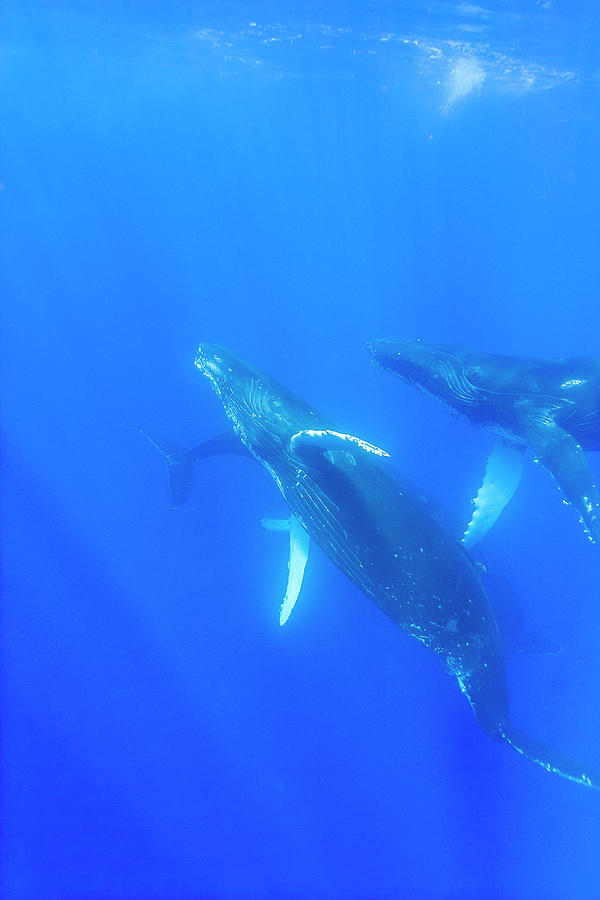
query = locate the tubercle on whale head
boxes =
[370,338,435,378]
[370,338,452,379]
[194,344,320,455]
[194,343,235,382]
[368,338,482,408]
[194,343,268,405]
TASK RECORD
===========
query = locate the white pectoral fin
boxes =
[290,429,390,458]
[281,517,310,626]
[462,438,525,549]
[261,516,310,625]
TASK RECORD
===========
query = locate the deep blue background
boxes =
[2,3,600,898]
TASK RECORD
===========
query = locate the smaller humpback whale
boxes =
[369,339,600,546]
[144,344,599,789]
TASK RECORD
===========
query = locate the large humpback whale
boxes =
[370,339,600,547]
[144,344,598,789]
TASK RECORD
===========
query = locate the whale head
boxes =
[369,339,487,412]
[195,344,321,459]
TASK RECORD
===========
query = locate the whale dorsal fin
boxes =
[261,516,310,625]
[522,416,600,543]
[462,438,525,549]
[290,429,390,459]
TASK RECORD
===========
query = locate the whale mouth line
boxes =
[370,341,481,405]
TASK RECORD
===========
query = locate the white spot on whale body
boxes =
[443,57,486,113]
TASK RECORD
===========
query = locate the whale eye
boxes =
[270,394,281,407]
[466,366,482,380]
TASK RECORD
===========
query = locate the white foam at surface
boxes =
[442,57,487,112]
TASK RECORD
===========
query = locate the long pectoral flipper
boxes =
[523,418,600,543]
[462,438,525,549]
[291,429,390,458]
[141,429,248,508]
[261,517,310,625]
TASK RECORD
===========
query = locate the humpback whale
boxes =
[144,344,599,789]
[369,339,600,546]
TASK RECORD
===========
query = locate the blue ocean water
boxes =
[2,2,600,898]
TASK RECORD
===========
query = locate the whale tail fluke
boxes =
[141,428,250,508]
[499,721,600,790]
[140,429,197,508]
